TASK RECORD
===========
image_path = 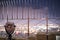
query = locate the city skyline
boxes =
[0,0,60,34]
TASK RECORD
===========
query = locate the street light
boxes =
[4,22,16,40]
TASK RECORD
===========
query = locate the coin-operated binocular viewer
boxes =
[4,22,16,40]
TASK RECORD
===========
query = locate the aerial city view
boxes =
[0,0,60,40]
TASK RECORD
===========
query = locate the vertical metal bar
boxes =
[36,0,38,19]
[34,9,35,19]
[28,7,29,38]
[12,0,15,19]
[30,0,32,6]
[0,2,2,19]
[25,0,26,7]
[0,2,1,19]
[40,1,42,19]
[45,0,49,40]
[6,1,8,22]
[11,0,13,20]
[24,0,26,19]
[27,0,29,38]
[25,0,30,38]
[38,9,40,19]
[17,0,18,19]
[15,0,18,19]
[53,0,55,18]
[22,0,23,19]
[46,8,48,40]
[2,2,4,20]
[6,13,8,22]
[13,0,15,6]
[33,0,35,19]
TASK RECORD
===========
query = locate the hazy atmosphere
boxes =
[0,0,60,40]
